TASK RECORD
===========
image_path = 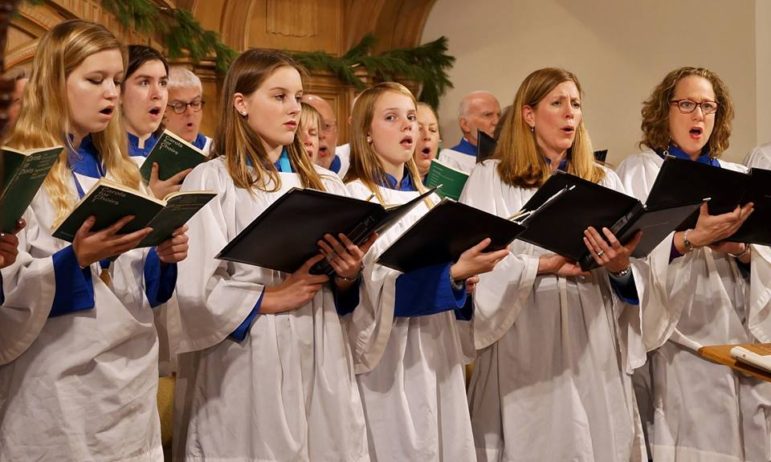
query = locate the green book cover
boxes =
[139,129,207,182]
[424,159,469,201]
[52,178,215,247]
[0,145,63,232]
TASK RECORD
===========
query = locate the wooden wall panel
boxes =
[4,0,439,145]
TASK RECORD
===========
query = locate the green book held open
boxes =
[139,129,207,182]
[0,145,63,232]
[52,178,216,247]
[424,159,469,201]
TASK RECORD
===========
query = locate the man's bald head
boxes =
[301,94,338,157]
[457,91,501,146]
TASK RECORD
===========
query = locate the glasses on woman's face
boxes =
[670,99,719,115]
[168,99,205,114]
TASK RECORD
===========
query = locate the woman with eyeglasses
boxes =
[164,66,212,155]
[616,67,771,462]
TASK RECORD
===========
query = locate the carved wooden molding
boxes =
[266,0,318,38]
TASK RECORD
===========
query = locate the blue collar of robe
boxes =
[127,131,159,158]
[68,134,105,179]
[192,133,208,150]
[450,137,476,156]
[545,155,569,172]
[657,144,720,168]
[379,168,416,191]
[329,154,342,173]
[273,147,294,173]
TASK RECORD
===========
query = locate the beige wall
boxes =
[422,0,763,165]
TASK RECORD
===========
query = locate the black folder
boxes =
[476,130,497,163]
[376,200,526,273]
[217,187,435,274]
[516,171,702,270]
[645,156,771,245]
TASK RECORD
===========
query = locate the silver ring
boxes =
[596,250,605,257]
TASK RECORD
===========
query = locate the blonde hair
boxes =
[640,66,733,158]
[495,67,604,188]
[344,82,429,205]
[299,102,321,150]
[210,49,324,192]
[5,19,138,224]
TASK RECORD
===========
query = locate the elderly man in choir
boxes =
[301,94,349,176]
[163,66,212,154]
[437,90,501,173]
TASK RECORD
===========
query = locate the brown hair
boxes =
[639,66,733,157]
[495,67,604,188]
[5,19,138,224]
[343,82,429,205]
[210,49,324,191]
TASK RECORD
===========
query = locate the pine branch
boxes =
[291,35,456,109]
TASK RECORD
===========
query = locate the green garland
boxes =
[24,0,236,73]
[291,34,455,109]
[22,1,456,107]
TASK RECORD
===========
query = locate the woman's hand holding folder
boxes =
[318,232,378,290]
[449,238,510,283]
[73,215,153,267]
[583,226,642,274]
[261,254,330,314]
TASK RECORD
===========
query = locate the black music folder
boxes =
[516,171,701,270]
[216,187,435,274]
[645,156,771,245]
[376,199,525,273]
[476,130,497,163]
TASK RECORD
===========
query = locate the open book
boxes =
[217,187,436,274]
[0,145,63,232]
[425,159,468,201]
[517,171,702,270]
[52,178,216,247]
[139,129,207,182]
[646,156,771,245]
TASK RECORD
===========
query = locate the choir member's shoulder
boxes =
[616,149,664,175]
[312,163,348,196]
[183,155,230,189]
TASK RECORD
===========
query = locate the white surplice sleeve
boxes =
[459,161,539,350]
[344,181,401,374]
[174,163,264,353]
[0,208,55,365]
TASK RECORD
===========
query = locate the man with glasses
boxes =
[301,94,349,176]
[164,66,212,154]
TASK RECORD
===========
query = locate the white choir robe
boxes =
[172,157,368,462]
[345,179,477,462]
[336,143,351,178]
[0,172,164,461]
[437,148,477,174]
[460,160,647,462]
[744,142,771,169]
[617,150,771,462]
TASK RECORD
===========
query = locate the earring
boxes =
[241,111,247,117]
[529,126,535,133]
[366,136,372,143]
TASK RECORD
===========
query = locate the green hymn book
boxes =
[424,159,469,201]
[52,178,216,247]
[139,130,207,182]
[0,145,63,232]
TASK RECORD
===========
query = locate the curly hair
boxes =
[639,67,733,157]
